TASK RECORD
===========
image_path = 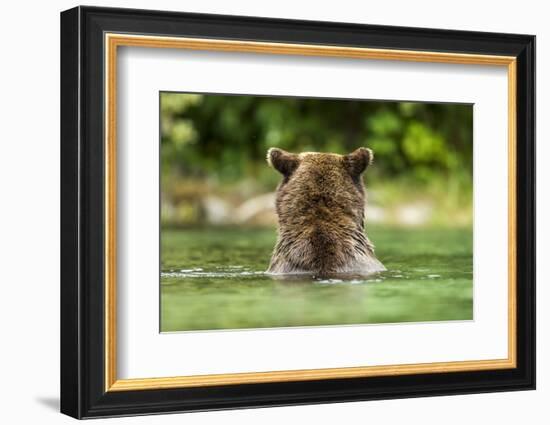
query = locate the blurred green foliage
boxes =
[160,92,473,227]
[161,92,472,190]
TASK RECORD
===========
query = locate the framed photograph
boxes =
[60,6,535,419]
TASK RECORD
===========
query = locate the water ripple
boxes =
[162,267,265,279]
[161,266,451,285]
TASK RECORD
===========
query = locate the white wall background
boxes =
[0,0,545,423]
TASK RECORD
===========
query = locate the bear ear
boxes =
[344,147,373,176]
[267,148,299,176]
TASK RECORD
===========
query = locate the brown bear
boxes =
[266,147,385,276]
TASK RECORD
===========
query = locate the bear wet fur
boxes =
[267,147,385,276]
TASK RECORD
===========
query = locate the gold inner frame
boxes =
[104,33,517,392]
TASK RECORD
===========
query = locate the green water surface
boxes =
[161,226,473,332]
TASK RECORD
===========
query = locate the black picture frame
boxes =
[61,5,535,419]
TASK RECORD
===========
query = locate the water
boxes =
[161,226,473,332]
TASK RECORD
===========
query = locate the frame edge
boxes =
[60,6,83,420]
